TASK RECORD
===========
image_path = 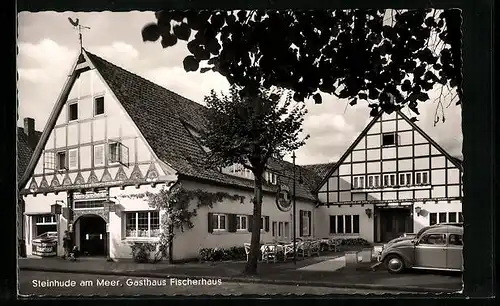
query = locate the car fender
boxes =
[380,250,413,267]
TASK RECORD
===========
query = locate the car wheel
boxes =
[384,254,405,274]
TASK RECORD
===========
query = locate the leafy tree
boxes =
[201,85,308,274]
[142,9,462,120]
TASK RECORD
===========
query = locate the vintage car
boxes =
[379,225,463,273]
[380,222,463,256]
[33,231,58,242]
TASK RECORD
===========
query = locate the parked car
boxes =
[381,222,463,252]
[33,231,58,242]
[379,225,463,273]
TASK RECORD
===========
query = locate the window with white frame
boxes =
[57,151,67,170]
[266,171,277,185]
[260,216,265,230]
[68,102,79,121]
[284,222,290,238]
[415,171,429,185]
[125,211,160,238]
[383,174,396,187]
[330,215,360,234]
[236,215,247,231]
[272,221,277,236]
[278,222,283,237]
[352,175,365,189]
[68,149,78,170]
[94,96,105,116]
[429,211,462,226]
[93,144,105,167]
[211,213,227,231]
[367,175,381,188]
[399,172,412,186]
[223,163,254,180]
[109,142,129,167]
[34,214,57,238]
[382,132,398,146]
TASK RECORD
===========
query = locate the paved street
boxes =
[19,271,411,296]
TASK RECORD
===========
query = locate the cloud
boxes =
[143,66,230,104]
[93,42,139,66]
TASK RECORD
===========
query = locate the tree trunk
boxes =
[243,174,264,275]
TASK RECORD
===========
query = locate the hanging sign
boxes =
[276,184,292,212]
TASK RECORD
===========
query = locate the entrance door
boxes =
[78,215,106,256]
[379,208,411,242]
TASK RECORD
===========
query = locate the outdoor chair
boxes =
[309,240,321,256]
[296,241,307,259]
[328,238,342,252]
[303,240,312,257]
[243,243,251,262]
[261,244,278,263]
[283,243,295,261]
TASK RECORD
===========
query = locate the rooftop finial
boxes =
[68,17,90,50]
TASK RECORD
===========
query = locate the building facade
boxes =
[19,49,318,260]
[313,110,463,243]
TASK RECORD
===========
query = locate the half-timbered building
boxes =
[19,49,319,260]
[313,110,463,243]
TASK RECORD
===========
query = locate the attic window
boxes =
[382,133,398,146]
[68,102,78,121]
[109,142,129,167]
[94,96,105,116]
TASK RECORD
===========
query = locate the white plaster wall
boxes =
[171,180,316,261]
[107,183,169,259]
[315,204,375,242]
[24,192,69,256]
[412,200,462,233]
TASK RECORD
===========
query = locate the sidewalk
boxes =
[18,255,462,293]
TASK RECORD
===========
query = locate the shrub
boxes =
[130,242,157,263]
[340,238,371,247]
[198,246,248,262]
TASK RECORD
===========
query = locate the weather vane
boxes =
[68,17,90,50]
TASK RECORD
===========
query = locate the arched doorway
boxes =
[74,215,107,257]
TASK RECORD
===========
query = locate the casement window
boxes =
[266,171,277,185]
[74,200,105,209]
[224,163,254,180]
[125,211,160,238]
[283,222,290,238]
[415,171,429,185]
[34,214,57,238]
[94,96,105,116]
[272,221,277,236]
[56,151,67,170]
[109,142,129,167]
[35,215,56,225]
[211,213,227,231]
[330,215,360,234]
[43,152,56,171]
[382,132,398,146]
[278,222,283,237]
[367,175,381,188]
[399,172,412,186]
[93,144,105,167]
[236,215,247,231]
[68,102,78,121]
[352,176,365,189]
[299,210,311,237]
[429,212,462,225]
[383,174,396,187]
[68,149,78,170]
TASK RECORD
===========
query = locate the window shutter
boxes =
[207,213,213,233]
[299,210,304,237]
[94,145,104,166]
[307,211,312,236]
[247,215,253,232]
[264,216,270,232]
[69,150,78,169]
[228,214,237,232]
[330,216,336,234]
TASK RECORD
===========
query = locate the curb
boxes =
[20,267,459,294]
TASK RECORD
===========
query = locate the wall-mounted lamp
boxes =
[415,206,422,216]
[51,200,65,215]
[365,208,372,219]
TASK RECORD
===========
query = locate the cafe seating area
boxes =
[244,237,343,263]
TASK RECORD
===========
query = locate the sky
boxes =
[17,11,463,165]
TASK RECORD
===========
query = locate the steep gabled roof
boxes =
[20,49,317,201]
[314,109,463,192]
[301,162,337,189]
[17,127,42,182]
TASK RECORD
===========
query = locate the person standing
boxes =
[62,230,72,260]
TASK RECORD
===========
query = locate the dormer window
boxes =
[382,132,398,146]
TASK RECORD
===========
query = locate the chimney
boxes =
[23,118,36,149]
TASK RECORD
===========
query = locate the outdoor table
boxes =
[260,244,284,253]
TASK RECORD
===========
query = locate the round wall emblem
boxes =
[276,184,292,212]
